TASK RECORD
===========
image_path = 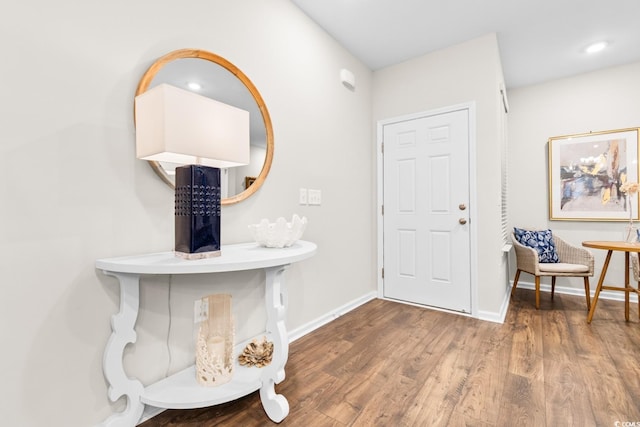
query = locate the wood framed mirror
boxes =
[135,49,274,205]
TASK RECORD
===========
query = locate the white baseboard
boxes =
[472,276,640,325]
[478,290,511,324]
[511,279,639,303]
[136,290,378,425]
[288,291,378,342]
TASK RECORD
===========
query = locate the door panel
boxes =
[383,109,471,313]
[397,159,416,212]
[398,230,416,277]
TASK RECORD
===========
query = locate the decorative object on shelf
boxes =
[548,127,640,221]
[135,83,250,259]
[195,294,234,387]
[238,336,274,368]
[249,214,307,248]
[620,180,639,243]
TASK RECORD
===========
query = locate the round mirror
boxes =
[135,49,274,205]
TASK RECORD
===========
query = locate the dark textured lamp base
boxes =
[174,165,222,259]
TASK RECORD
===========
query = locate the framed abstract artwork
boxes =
[548,128,640,221]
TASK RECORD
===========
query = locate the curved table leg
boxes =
[587,250,612,324]
[260,265,290,422]
[99,272,145,427]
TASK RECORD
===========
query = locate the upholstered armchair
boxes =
[511,231,594,309]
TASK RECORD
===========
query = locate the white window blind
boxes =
[500,85,509,244]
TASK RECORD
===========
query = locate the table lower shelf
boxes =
[142,363,263,409]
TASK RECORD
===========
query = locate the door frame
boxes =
[376,102,479,317]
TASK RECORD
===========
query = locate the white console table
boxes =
[96,241,317,426]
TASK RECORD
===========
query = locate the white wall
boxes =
[508,60,640,292]
[0,1,374,425]
[372,34,508,317]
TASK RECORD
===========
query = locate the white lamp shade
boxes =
[135,83,250,168]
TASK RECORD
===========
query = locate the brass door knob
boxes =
[459,218,467,225]
[459,204,466,210]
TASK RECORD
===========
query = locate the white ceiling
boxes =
[291,0,640,88]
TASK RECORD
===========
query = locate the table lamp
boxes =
[135,83,249,259]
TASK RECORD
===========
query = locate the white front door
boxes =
[382,108,471,313]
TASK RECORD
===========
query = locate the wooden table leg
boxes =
[625,251,630,321]
[587,250,613,324]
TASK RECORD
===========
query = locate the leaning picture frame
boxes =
[548,127,640,221]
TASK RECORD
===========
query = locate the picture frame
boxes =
[548,127,640,221]
[244,176,257,189]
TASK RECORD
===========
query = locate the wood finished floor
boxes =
[140,290,640,426]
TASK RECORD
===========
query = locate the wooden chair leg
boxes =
[535,276,541,309]
[584,277,591,311]
[511,270,522,297]
[551,276,556,300]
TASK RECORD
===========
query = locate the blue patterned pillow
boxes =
[513,228,560,263]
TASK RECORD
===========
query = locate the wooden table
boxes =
[582,240,640,323]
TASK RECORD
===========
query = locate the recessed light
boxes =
[187,82,202,91]
[585,41,608,54]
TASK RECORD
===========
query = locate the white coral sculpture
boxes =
[249,214,307,248]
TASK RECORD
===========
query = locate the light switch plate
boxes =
[299,188,308,205]
[308,189,321,205]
